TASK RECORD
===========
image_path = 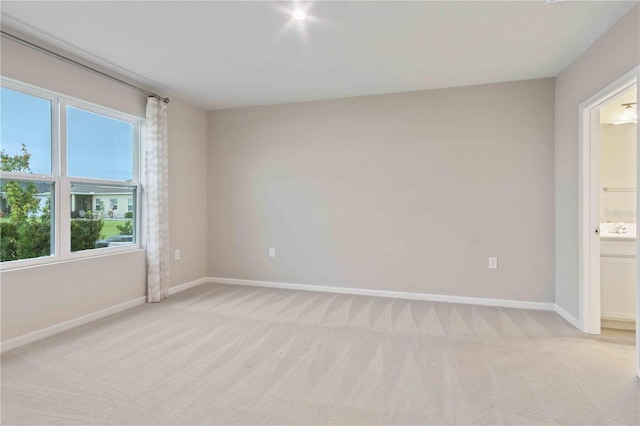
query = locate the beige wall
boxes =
[167,97,208,287]
[555,5,639,319]
[1,251,146,340]
[208,78,555,302]
[600,123,637,224]
[0,33,208,342]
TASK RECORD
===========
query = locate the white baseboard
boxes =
[1,276,210,353]
[208,277,555,311]
[553,304,582,330]
[1,296,146,353]
[169,277,210,295]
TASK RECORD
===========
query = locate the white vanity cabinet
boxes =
[600,238,637,323]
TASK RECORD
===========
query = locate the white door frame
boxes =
[578,66,639,377]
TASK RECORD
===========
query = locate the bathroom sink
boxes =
[599,223,637,240]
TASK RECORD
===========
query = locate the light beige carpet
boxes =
[1,283,639,425]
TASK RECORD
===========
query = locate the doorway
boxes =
[599,85,637,338]
[579,68,639,376]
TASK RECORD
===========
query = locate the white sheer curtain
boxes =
[145,97,170,302]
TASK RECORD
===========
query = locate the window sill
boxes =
[0,245,144,273]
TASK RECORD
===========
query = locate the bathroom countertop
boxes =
[600,232,637,241]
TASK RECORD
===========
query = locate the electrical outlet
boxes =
[174,249,181,261]
[488,257,498,269]
[269,247,276,258]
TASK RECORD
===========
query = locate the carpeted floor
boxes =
[2,283,639,425]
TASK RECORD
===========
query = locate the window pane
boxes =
[0,87,52,175]
[67,107,134,181]
[70,183,136,252]
[0,179,54,262]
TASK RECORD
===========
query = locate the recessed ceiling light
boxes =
[292,10,306,20]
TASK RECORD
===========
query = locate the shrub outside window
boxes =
[0,78,142,266]
[0,179,54,262]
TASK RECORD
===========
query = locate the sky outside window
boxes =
[67,106,134,181]
[0,87,52,174]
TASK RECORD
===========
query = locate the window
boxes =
[1,85,55,263]
[0,79,141,265]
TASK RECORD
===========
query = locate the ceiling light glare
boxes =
[292,10,306,20]
[613,103,638,125]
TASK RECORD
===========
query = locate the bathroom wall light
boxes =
[613,103,637,125]
[292,10,306,20]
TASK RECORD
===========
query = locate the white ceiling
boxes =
[1,1,637,110]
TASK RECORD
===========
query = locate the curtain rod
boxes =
[1,30,169,104]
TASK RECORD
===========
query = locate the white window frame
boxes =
[0,77,143,270]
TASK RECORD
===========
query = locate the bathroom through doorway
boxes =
[579,67,639,376]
